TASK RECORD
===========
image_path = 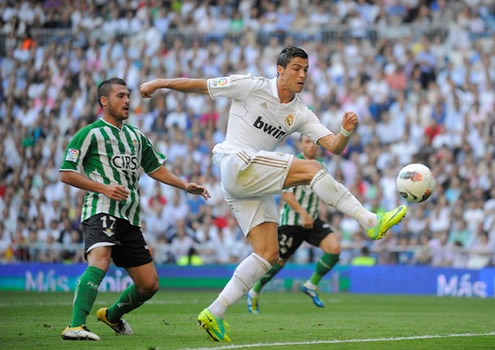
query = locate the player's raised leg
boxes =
[284,158,407,239]
[198,222,277,341]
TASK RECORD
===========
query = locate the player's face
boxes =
[299,135,317,159]
[278,57,309,93]
[104,85,130,121]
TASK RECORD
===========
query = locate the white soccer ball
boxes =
[396,163,436,203]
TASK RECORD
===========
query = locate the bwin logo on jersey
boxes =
[111,155,139,171]
[253,116,286,139]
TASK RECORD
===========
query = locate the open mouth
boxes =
[123,106,129,112]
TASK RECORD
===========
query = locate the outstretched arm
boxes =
[317,111,358,155]
[148,165,211,200]
[140,78,209,98]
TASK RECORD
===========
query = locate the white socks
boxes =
[208,253,271,318]
[310,169,377,229]
[303,280,317,289]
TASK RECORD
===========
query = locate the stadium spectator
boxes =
[0,0,494,272]
[177,247,204,266]
[169,219,196,263]
[351,246,376,266]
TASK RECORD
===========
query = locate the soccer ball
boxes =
[396,163,436,203]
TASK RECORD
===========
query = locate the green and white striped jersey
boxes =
[279,153,323,226]
[59,118,166,226]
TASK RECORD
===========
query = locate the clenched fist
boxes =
[140,80,157,98]
[342,111,358,133]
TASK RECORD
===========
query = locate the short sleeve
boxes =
[59,127,94,172]
[140,133,167,174]
[207,74,259,101]
[297,106,333,144]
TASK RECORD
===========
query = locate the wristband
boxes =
[340,126,352,137]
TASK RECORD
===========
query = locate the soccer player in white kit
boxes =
[140,46,407,342]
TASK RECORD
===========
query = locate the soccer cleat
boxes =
[61,325,100,340]
[301,283,325,308]
[247,290,260,314]
[366,205,407,240]
[197,308,231,342]
[96,308,133,335]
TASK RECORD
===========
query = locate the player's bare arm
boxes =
[282,192,314,229]
[317,111,358,154]
[148,166,211,200]
[140,78,209,98]
[60,171,129,201]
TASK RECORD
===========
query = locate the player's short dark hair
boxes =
[97,77,127,107]
[277,46,308,69]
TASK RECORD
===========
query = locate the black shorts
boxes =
[278,218,333,260]
[82,213,152,268]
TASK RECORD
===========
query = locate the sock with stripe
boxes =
[309,253,340,285]
[209,253,272,318]
[252,262,283,293]
[70,266,105,327]
[107,284,151,323]
[311,169,377,229]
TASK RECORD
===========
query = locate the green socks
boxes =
[107,284,151,323]
[69,267,154,326]
[309,253,340,285]
[252,262,283,293]
[70,266,105,327]
[251,253,339,295]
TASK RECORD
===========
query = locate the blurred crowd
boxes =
[1,0,495,269]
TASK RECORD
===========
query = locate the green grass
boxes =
[0,291,494,349]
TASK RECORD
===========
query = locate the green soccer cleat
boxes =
[247,290,260,314]
[367,205,407,240]
[96,308,133,335]
[197,308,231,342]
[61,325,100,340]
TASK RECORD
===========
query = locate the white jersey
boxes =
[207,74,332,157]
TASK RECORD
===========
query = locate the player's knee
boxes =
[137,280,159,297]
[308,160,324,177]
[331,242,341,255]
[267,251,279,265]
[257,250,279,266]
[87,255,111,271]
[325,244,341,255]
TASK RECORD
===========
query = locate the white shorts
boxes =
[218,150,294,235]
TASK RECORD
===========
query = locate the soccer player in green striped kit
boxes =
[247,134,340,312]
[59,78,210,340]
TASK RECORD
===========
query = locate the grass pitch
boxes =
[0,291,494,349]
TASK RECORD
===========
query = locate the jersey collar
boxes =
[100,118,124,131]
